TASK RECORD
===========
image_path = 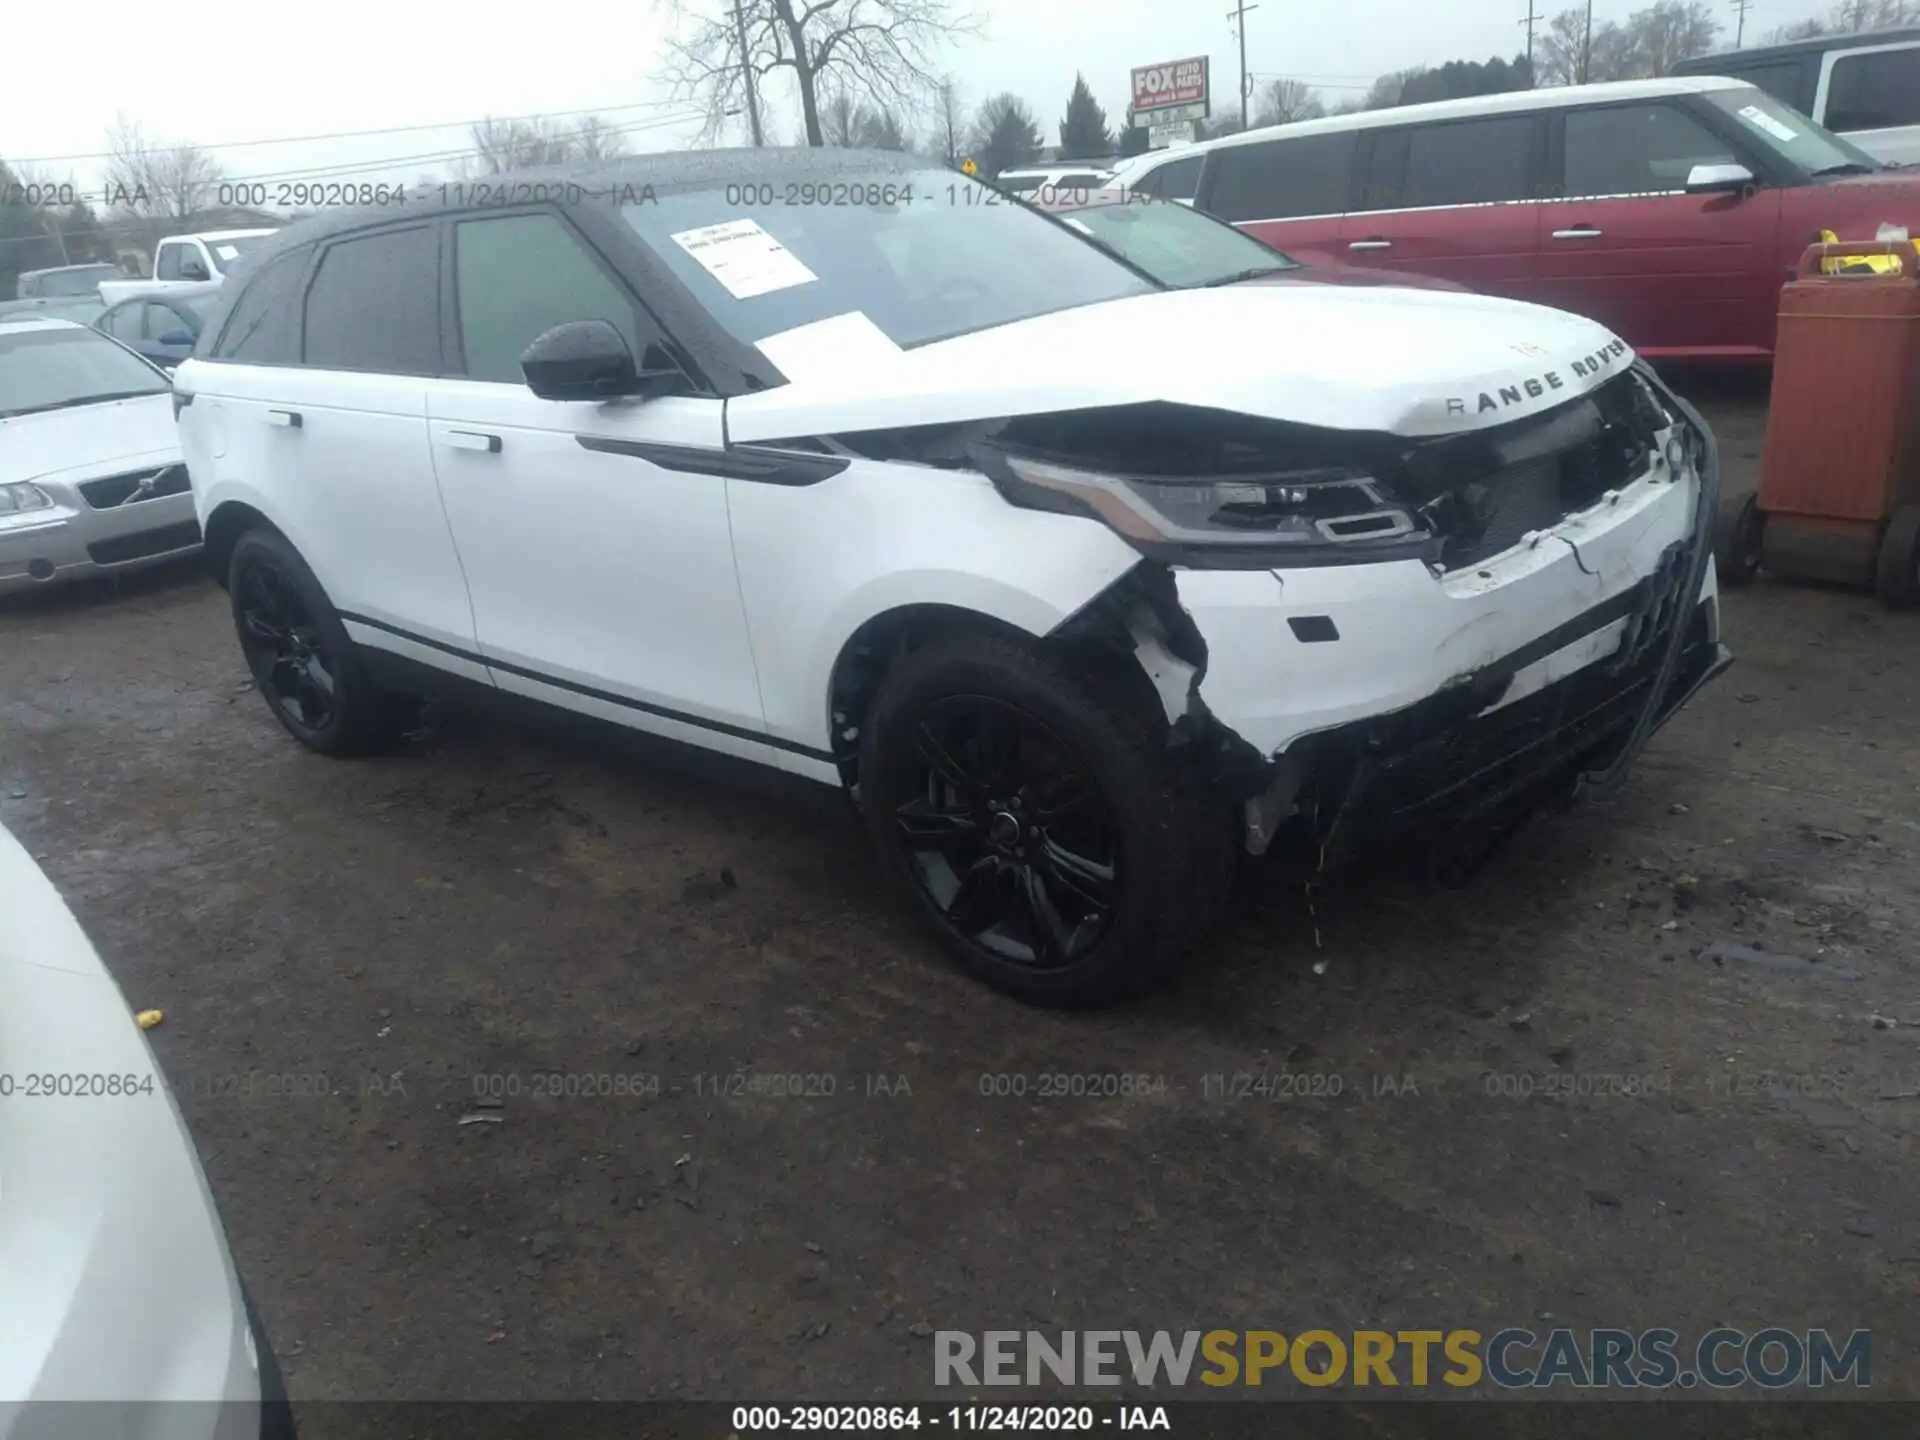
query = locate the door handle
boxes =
[1552,227,1604,239]
[265,409,301,428]
[1347,238,1392,251]
[441,430,502,454]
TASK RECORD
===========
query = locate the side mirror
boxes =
[520,320,688,402]
[1685,162,1755,196]
[522,320,638,400]
[178,260,210,281]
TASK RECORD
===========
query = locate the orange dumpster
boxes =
[1715,241,1920,607]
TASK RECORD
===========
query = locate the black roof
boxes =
[257,145,929,255]
[1673,23,1920,66]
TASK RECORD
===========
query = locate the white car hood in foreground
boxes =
[730,284,1633,445]
[0,394,179,487]
[0,824,259,1422]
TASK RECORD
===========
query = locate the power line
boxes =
[6,98,690,168]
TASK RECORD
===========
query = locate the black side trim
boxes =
[576,436,848,486]
[336,610,835,763]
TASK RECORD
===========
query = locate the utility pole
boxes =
[1520,0,1545,82]
[1731,0,1753,45]
[1580,0,1595,83]
[732,0,764,146]
[1227,0,1258,130]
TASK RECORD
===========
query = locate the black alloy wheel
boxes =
[893,695,1121,969]
[226,527,413,756]
[236,560,338,734]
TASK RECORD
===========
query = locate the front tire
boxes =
[860,631,1233,1007]
[228,528,412,756]
[1714,492,1762,588]
[1874,504,1920,610]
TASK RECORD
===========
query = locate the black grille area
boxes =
[86,519,202,565]
[77,463,191,510]
[1408,373,1668,573]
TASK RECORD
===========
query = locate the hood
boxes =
[0,393,179,487]
[730,285,1634,445]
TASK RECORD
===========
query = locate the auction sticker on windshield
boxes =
[670,219,818,299]
[1737,105,1798,143]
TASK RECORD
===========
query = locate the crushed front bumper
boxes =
[1172,374,1729,864]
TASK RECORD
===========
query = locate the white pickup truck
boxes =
[97,229,278,306]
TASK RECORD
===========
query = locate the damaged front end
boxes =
[1010,363,1732,877]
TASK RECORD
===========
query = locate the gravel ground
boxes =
[3,376,1917,1410]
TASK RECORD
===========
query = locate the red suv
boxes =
[1173,76,1917,361]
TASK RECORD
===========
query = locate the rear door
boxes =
[1340,112,1544,296]
[1198,130,1357,263]
[1816,43,1920,166]
[1532,99,1782,358]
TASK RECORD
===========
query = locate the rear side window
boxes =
[1206,132,1356,222]
[1562,103,1738,197]
[210,247,312,365]
[1826,47,1920,133]
[1392,116,1537,208]
[302,226,441,375]
[1134,154,1203,201]
[155,243,190,281]
[453,212,643,384]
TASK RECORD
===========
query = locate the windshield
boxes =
[1060,198,1299,287]
[622,168,1157,351]
[1701,88,1883,175]
[36,265,119,297]
[206,233,275,267]
[0,325,168,418]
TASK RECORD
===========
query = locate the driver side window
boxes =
[154,243,186,281]
[453,213,649,384]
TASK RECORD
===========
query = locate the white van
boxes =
[1672,26,1920,166]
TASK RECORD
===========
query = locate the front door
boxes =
[426,208,773,763]
[1530,100,1783,359]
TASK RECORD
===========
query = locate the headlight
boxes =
[0,483,53,517]
[985,450,1426,566]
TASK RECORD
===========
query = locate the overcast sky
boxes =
[3,0,1800,197]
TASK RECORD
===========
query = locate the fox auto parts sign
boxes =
[1129,57,1209,122]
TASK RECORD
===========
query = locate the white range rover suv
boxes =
[174,147,1730,1007]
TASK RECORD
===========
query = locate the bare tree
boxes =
[1254,77,1326,126]
[659,0,982,147]
[1538,0,1716,84]
[820,89,864,146]
[933,75,968,164]
[1632,0,1721,74]
[1536,9,1589,85]
[104,116,225,224]
[467,117,572,174]
[571,115,630,162]
[1362,68,1424,109]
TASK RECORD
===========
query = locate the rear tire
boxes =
[859,630,1234,1008]
[1874,504,1920,610]
[1714,492,1762,588]
[228,528,413,756]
